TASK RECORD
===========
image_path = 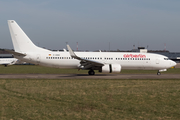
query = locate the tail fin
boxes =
[8,20,49,53]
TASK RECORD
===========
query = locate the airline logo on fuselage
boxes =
[123,54,146,58]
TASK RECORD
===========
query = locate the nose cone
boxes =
[171,61,177,67]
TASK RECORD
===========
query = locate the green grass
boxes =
[0,65,180,119]
[0,79,180,119]
[0,65,179,74]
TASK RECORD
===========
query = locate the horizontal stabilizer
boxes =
[4,49,26,56]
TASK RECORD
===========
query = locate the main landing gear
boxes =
[88,70,95,75]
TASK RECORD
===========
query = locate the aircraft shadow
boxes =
[61,74,117,77]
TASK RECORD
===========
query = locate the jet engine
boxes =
[100,64,121,73]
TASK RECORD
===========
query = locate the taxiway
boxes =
[0,74,179,79]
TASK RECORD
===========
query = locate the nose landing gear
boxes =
[157,69,167,75]
[157,72,161,75]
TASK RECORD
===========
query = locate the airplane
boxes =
[7,20,176,75]
[0,56,18,67]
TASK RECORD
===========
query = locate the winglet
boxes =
[67,44,104,67]
[67,45,77,58]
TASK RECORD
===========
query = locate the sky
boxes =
[0,0,180,52]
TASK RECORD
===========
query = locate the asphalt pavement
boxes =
[0,74,179,79]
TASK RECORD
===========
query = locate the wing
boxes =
[67,45,104,69]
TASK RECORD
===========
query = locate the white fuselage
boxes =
[0,58,17,66]
[15,51,176,70]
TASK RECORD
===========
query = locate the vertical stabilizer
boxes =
[8,20,48,53]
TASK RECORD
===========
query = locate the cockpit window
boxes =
[164,58,169,60]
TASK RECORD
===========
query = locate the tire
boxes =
[88,70,95,75]
[157,72,161,75]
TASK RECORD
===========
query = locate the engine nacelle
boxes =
[100,64,121,73]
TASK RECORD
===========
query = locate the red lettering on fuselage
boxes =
[123,54,146,58]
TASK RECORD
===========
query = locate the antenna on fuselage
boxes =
[77,42,78,51]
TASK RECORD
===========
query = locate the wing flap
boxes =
[80,59,104,66]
